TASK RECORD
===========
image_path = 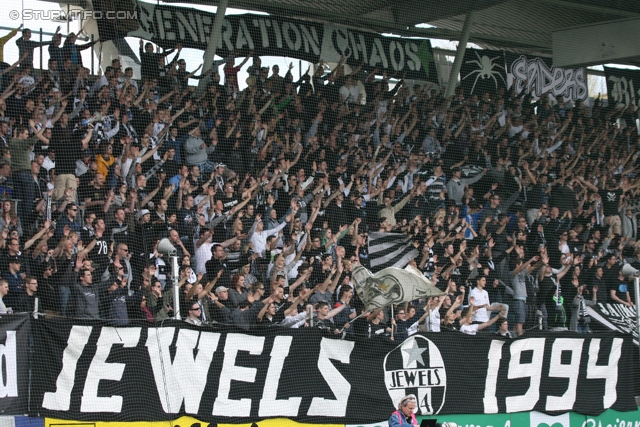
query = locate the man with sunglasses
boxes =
[54,203,81,243]
[184,301,203,326]
[479,189,521,225]
[103,243,133,296]
[37,263,57,315]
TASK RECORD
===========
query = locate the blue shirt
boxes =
[3,272,23,309]
[55,216,81,244]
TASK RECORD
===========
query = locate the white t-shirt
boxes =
[407,310,441,335]
[426,309,441,332]
[460,323,479,335]
[469,287,490,322]
[194,240,213,275]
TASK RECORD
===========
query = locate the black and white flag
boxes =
[588,302,638,345]
[368,232,419,272]
[506,53,588,101]
[460,48,507,97]
[604,66,640,109]
[352,264,445,310]
[95,0,439,82]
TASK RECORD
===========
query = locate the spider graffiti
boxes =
[462,52,506,95]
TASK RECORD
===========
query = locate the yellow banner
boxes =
[45,417,344,427]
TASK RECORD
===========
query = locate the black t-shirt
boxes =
[163,159,180,179]
[132,109,153,136]
[370,321,390,338]
[140,149,156,174]
[607,277,629,304]
[205,258,230,288]
[599,189,623,217]
[602,264,621,292]
[215,194,240,214]
[272,299,292,324]
[51,124,80,175]
[82,186,108,214]
[208,212,228,241]
[177,112,198,136]
[590,276,607,302]
[81,226,108,270]
[352,316,370,337]
[88,236,110,276]
[525,184,546,210]
[81,185,107,202]
[177,207,197,236]
[539,276,557,306]
[313,316,335,332]
[310,266,331,287]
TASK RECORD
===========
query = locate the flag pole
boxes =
[338,311,370,333]
[390,304,395,338]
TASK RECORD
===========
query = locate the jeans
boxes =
[577,324,590,333]
[59,286,70,317]
[14,171,35,219]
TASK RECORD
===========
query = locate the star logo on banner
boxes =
[385,335,448,415]
[403,338,427,367]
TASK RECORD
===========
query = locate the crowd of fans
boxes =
[0,25,638,338]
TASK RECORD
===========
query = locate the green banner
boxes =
[345,408,640,427]
[412,408,640,427]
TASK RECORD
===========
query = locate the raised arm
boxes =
[477,308,507,331]
[325,301,348,320]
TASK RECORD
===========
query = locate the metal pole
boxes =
[171,254,181,320]
[390,304,395,337]
[91,34,95,76]
[444,11,475,98]
[39,28,43,71]
[635,277,639,352]
[197,0,228,94]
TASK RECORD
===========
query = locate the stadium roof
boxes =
[156,0,640,66]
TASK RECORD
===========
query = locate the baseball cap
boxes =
[137,209,150,220]
[215,286,229,295]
